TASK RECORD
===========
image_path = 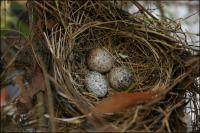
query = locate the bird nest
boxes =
[1,1,199,132]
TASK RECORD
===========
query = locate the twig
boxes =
[131,0,158,20]
[182,10,199,21]
[44,114,86,124]
[156,0,165,20]
[37,56,56,132]
[37,91,46,132]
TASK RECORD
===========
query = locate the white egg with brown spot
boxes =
[86,48,114,73]
[108,67,133,91]
[85,71,108,97]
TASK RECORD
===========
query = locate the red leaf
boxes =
[92,91,158,115]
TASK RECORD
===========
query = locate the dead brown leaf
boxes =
[92,91,159,116]
[15,75,31,109]
[29,67,45,98]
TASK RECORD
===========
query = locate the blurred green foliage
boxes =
[0,1,29,36]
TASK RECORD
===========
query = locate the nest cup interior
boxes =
[50,19,182,102]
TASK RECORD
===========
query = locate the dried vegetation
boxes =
[1,1,200,132]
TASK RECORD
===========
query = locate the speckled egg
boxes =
[108,67,133,91]
[86,48,114,73]
[85,71,108,97]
